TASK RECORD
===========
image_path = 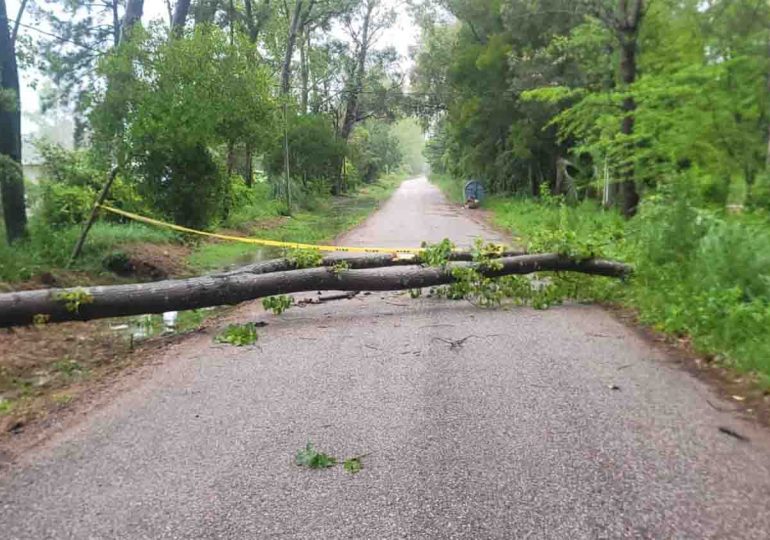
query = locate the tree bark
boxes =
[218,251,528,277]
[300,29,309,114]
[244,0,270,44]
[615,0,643,218]
[339,0,375,142]
[280,0,304,95]
[10,0,28,44]
[0,0,28,244]
[120,0,145,43]
[0,254,631,327]
[618,38,640,216]
[171,0,192,35]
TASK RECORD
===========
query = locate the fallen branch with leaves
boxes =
[0,253,631,327]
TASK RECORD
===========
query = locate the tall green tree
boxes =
[0,0,28,243]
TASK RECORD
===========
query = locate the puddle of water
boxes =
[230,246,284,268]
[110,308,217,341]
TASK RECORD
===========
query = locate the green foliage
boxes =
[215,323,259,346]
[349,120,404,184]
[330,260,351,276]
[92,25,276,229]
[419,238,455,268]
[485,181,770,382]
[31,143,149,229]
[54,289,94,313]
[295,442,337,469]
[38,182,93,228]
[0,220,174,283]
[266,114,346,195]
[286,248,323,269]
[262,295,294,315]
[343,457,363,474]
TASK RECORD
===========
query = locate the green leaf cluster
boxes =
[215,323,259,346]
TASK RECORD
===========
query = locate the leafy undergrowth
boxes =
[294,442,365,474]
[214,323,259,346]
[0,222,178,287]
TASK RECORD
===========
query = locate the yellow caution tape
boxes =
[98,204,425,255]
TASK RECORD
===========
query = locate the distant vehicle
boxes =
[463,180,485,209]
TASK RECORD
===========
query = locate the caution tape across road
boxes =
[98,204,428,255]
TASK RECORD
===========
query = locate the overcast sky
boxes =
[8,0,418,139]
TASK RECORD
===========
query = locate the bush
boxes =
[266,114,346,194]
[136,144,228,230]
[38,182,93,228]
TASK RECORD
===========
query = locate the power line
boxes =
[3,18,105,53]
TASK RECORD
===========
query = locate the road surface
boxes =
[2,177,770,539]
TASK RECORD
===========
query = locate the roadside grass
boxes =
[0,173,407,284]
[0,221,177,285]
[430,174,770,386]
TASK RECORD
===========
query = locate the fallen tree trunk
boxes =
[218,250,528,277]
[0,254,631,327]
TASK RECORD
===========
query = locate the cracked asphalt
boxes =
[1,176,770,539]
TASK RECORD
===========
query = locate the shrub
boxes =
[38,182,93,228]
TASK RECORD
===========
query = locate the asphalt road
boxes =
[2,176,770,539]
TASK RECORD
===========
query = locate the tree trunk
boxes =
[300,30,309,114]
[280,0,304,95]
[171,0,192,35]
[120,0,145,43]
[193,0,220,25]
[618,38,639,217]
[615,0,643,218]
[0,254,631,327]
[0,0,28,244]
[10,0,29,44]
[339,0,374,142]
[245,144,254,187]
[112,0,121,45]
[244,0,270,44]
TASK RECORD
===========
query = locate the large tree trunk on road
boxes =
[0,254,631,327]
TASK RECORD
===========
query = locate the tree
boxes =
[92,25,276,228]
[0,0,28,243]
[172,0,193,34]
[585,0,645,216]
[339,0,394,141]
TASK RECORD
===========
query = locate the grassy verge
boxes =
[0,222,178,287]
[0,173,408,285]
[430,173,770,386]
